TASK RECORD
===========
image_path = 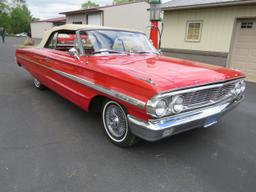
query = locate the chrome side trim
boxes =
[16,55,146,109]
[52,69,146,109]
[17,55,53,71]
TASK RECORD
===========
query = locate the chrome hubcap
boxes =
[105,104,127,138]
[34,78,41,88]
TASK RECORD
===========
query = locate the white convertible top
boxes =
[38,24,143,48]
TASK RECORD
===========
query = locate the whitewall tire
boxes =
[102,100,138,147]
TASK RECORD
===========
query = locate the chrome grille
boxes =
[215,83,235,101]
[183,82,236,107]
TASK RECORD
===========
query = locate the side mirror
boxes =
[69,48,80,60]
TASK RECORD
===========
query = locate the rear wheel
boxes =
[33,78,46,90]
[102,100,139,147]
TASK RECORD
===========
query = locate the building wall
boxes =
[162,49,228,66]
[30,22,53,39]
[162,5,256,53]
[102,2,151,35]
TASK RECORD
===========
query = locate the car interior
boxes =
[45,30,95,55]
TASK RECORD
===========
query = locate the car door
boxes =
[42,31,92,108]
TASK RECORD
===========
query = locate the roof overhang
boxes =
[60,1,148,15]
[60,9,103,15]
[31,17,66,23]
[162,0,256,11]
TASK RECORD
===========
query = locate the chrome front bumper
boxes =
[128,97,243,141]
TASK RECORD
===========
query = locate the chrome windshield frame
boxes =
[76,29,159,56]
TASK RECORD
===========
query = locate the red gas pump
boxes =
[149,0,162,49]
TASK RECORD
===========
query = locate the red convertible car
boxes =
[16,24,246,147]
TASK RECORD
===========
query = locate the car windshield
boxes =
[79,30,158,55]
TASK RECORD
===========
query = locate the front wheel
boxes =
[102,100,139,147]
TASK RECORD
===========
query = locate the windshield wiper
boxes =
[129,51,159,55]
[93,49,158,55]
[93,49,124,54]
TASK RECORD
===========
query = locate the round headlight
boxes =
[235,82,242,95]
[155,100,168,116]
[240,80,246,93]
[169,95,184,114]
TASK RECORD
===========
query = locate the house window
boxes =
[72,21,82,24]
[186,21,203,42]
[241,22,253,29]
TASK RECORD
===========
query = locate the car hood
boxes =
[94,55,245,93]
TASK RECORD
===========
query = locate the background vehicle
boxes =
[16,32,27,37]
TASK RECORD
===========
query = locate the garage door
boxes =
[88,14,102,26]
[230,19,256,82]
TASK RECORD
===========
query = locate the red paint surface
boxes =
[16,48,245,120]
[150,21,159,48]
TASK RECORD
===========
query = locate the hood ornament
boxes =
[135,76,156,86]
[146,78,156,86]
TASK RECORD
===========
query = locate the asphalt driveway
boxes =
[0,37,256,192]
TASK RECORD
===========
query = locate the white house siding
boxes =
[30,22,53,39]
[162,5,256,53]
[102,2,150,35]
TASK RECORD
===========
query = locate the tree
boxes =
[7,0,32,34]
[0,0,32,34]
[10,4,32,33]
[113,0,136,5]
[0,0,11,31]
[0,0,8,12]
[31,17,40,22]
[10,0,25,7]
[81,1,99,9]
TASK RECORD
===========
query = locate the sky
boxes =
[27,0,109,19]
[26,0,170,19]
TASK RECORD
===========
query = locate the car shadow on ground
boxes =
[31,78,214,151]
